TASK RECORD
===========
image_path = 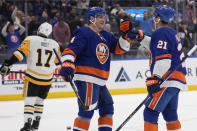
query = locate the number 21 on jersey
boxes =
[157,40,167,49]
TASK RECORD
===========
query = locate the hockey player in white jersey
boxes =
[0,22,61,131]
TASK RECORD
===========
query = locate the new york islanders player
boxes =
[60,7,144,131]
[144,5,186,131]
[0,22,61,131]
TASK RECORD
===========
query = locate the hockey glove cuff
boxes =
[120,19,132,34]
[146,75,161,96]
[137,30,144,41]
[60,60,75,82]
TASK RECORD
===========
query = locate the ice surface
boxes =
[0,91,197,131]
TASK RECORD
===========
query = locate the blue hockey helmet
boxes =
[86,7,106,22]
[154,5,175,23]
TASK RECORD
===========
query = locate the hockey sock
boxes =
[24,97,36,123]
[73,117,90,131]
[98,116,113,131]
[144,122,158,131]
[33,97,44,120]
[166,120,181,131]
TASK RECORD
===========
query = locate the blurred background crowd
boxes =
[0,0,196,62]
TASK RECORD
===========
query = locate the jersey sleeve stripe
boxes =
[155,54,172,60]
[75,66,109,79]
[115,42,126,54]
[162,70,186,83]
[62,48,77,58]
[14,51,24,61]
[61,54,75,62]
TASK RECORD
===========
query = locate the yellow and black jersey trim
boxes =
[18,39,30,56]
[14,49,26,61]
[27,68,53,77]
[25,73,53,85]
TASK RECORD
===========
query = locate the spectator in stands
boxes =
[62,0,72,13]
[104,23,111,33]
[183,3,194,25]
[50,12,60,27]
[0,17,6,51]
[53,16,71,52]
[65,7,86,37]
[178,21,193,53]
[33,0,45,16]
[154,0,169,4]
[11,6,24,29]
[133,11,153,36]
[1,21,25,54]
[133,11,153,58]
[194,17,197,36]
[28,15,40,35]
[0,0,14,21]
[77,0,90,15]
[40,10,50,23]
[110,3,124,19]
[193,17,197,55]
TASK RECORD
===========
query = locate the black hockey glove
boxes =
[0,60,11,76]
[145,75,161,96]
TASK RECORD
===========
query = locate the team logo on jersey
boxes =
[11,35,18,43]
[96,43,109,64]
[115,67,131,82]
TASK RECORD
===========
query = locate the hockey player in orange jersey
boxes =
[60,7,144,131]
[144,5,186,131]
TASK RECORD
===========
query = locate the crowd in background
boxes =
[0,0,197,62]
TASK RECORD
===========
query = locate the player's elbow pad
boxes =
[118,36,130,52]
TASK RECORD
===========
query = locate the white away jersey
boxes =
[14,35,61,85]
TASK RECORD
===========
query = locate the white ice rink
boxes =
[0,91,197,131]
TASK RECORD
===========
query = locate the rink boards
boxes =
[0,57,197,101]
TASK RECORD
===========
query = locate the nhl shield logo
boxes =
[96,43,109,64]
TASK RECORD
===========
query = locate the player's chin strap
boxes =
[53,48,97,111]
[115,45,197,131]
[90,16,106,32]
[90,18,101,32]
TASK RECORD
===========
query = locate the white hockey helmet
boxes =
[37,22,52,37]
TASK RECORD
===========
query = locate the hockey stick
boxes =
[8,71,60,76]
[53,48,95,111]
[115,45,197,131]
